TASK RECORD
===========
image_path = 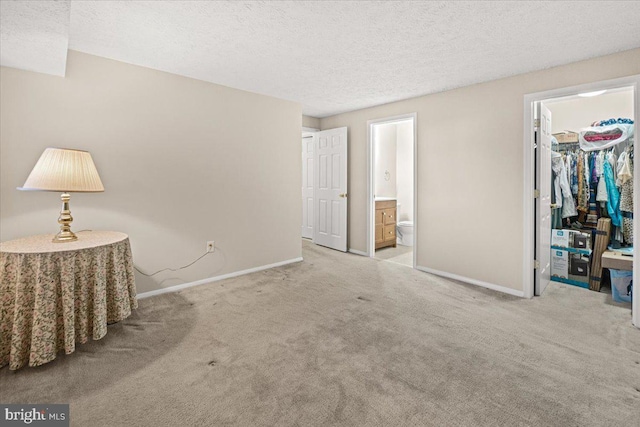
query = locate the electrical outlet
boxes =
[206,241,215,253]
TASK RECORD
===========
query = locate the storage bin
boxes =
[552,131,579,144]
[609,269,632,303]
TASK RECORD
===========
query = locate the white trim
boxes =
[348,248,368,256]
[137,257,304,300]
[416,265,525,298]
[522,74,640,328]
[366,113,418,270]
[412,114,418,270]
[522,96,535,299]
[302,126,319,133]
[301,135,315,241]
[634,78,640,329]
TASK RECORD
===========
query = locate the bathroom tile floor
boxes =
[375,244,413,267]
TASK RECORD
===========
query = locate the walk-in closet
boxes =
[543,87,634,306]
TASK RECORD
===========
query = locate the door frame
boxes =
[366,113,418,268]
[522,74,640,328]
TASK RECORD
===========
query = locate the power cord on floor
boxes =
[134,251,212,277]
[75,230,212,277]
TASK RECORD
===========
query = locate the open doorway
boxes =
[524,75,639,329]
[367,114,417,268]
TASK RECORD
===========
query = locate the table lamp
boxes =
[18,148,104,243]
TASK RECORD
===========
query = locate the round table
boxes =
[0,231,138,370]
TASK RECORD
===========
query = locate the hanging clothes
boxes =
[608,151,618,182]
[585,152,599,225]
[595,151,603,177]
[618,147,634,243]
[554,119,633,247]
[617,150,632,186]
[570,153,578,196]
[596,178,608,203]
[590,152,598,184]
[603,155,622,227]
[584,152,591,197]
[596,151,608,207]
[551,161,562,228]
[552,154,577,218]
[621,184,633,243]
[565,153,571,191]
[577,154,589,215]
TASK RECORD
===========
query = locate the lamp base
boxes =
[52,192,78,243]
[53,230,78,243]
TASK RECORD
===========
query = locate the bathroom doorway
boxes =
[367,114,417,268]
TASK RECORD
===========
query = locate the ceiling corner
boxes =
[0,0,71,76]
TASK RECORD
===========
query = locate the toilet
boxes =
[396,221,414,246]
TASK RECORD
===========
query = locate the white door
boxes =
[301,136,314,239]
[314,127,348,251]
[535,103,552,295]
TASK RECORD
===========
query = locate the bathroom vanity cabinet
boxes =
[375,199,397,250]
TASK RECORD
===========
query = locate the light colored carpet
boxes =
[1,240,639,426]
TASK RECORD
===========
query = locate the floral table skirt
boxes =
[0,232,138,370]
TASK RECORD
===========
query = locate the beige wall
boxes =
[320,48,640,292]
[372,121,414,222]
[396,120,413,222]
[547,89,634,134]
[302,115,320,129]
[0,50,302,294]
[374,123,397,198]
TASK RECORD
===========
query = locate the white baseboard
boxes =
[348,248,368,257]
[416,265,525,298]
[137,257,304,300]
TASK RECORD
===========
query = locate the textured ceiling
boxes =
[0,0,70,76]
[2,2,640,117]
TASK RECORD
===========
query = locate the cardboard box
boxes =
[551,229,573,248]
[551,249,591,287]
[551,249,569,278]
[552,229,592,251]
[553,131,579,144]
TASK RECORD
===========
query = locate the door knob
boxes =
[339,193,348,198]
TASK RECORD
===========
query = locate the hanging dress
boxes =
[604,155,622,228]
[618,148,634,244]
[586,152,599,225]
[577,154,589,221]
[596,151,608,206]
[570,153,578,196]
[552,155,577,219]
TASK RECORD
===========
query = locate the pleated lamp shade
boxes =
[20,148,104,192]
